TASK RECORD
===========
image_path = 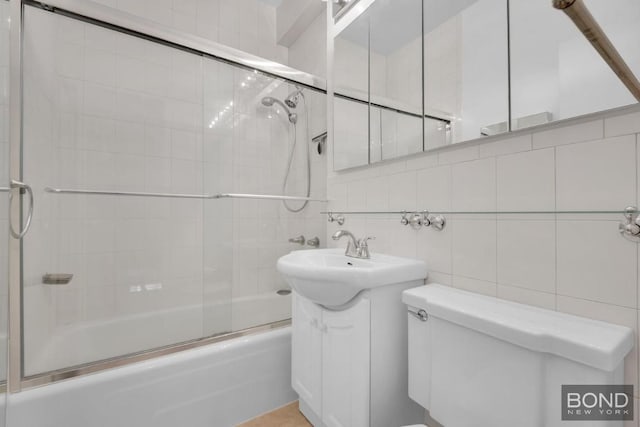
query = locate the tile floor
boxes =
[237,402,312,427]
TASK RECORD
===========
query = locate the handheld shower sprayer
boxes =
[261,96,297,124]
[259,88,310,213]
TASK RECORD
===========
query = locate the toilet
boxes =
[402,284,634,427]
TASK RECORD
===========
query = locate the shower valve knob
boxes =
[328,212,345,225]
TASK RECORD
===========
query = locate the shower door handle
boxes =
[9,179,34,239]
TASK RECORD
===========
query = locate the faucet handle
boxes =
[359,236,375,246]
[357,236,375,259]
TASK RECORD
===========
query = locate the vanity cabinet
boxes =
[291,294,324,417]
[292,293,370,427]
[291,284,424,427]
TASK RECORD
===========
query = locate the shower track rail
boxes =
[44,187,328,202]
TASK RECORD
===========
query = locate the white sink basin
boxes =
[277,248,428,307]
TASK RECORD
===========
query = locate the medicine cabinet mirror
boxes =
[332,0,640,171]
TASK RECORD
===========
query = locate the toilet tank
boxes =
[403,285,634,427]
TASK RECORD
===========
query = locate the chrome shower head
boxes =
[284,89,303,108]
[261,96,297,124]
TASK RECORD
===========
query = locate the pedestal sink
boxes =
[277,248,428,308]
[278,247,428,426]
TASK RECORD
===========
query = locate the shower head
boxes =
[284,88,303,108]
[261,96,297,124]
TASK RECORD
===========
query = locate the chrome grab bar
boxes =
[44,187,327,202]
[10,179,34,239]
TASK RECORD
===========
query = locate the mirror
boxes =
[333,97,369,170]
[332,0,640,171]
[333,3,370,169]
[333,0,426,170]
[509,0,640,127]
[423,0,509,147]
[368,0,423,163]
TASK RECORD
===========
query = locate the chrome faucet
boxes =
[288,235,305,245]
[332,230,375,259]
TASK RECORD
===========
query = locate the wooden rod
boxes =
[553,0,640,102]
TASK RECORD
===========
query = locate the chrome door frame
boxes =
[25,0,326,92]
[8,0,23,394]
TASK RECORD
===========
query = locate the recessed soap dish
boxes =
[42,273,74,285]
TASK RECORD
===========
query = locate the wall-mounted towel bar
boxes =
[214,193,327,202]
[324,208,640,241]
[45,187,211,199]
[44,187,327,202]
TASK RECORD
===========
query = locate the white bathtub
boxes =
[8,327,295,427]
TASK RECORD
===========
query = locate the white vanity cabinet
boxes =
[291,283,424,427]
[320,296,370,427]
[291,293,324,416]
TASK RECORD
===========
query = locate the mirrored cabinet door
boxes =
[331,0,639,171]
[333,4,370,170]
[423,0,509,146]
[333,0,425,171]
[368,0,423,164]
[334,97,369,170]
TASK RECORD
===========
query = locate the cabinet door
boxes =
[322,297,370,427]
[292,292,323,415]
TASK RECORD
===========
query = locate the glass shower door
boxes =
[17,0,326,383]
[20,5,233,377]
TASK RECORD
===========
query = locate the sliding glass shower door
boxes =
[20,6,228,376]
[19,3,326,379]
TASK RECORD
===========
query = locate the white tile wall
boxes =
[556,135,636,210]
[497,220,556,293]
[327,106,640,411]
[451,157,495,211]
[496,148,555,211]
[532,119,603,149]
[452,219,497,282]
[88,0,288,65]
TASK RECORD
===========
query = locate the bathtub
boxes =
[8,327,296,427]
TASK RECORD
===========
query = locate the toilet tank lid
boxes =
[402,284,634,372]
